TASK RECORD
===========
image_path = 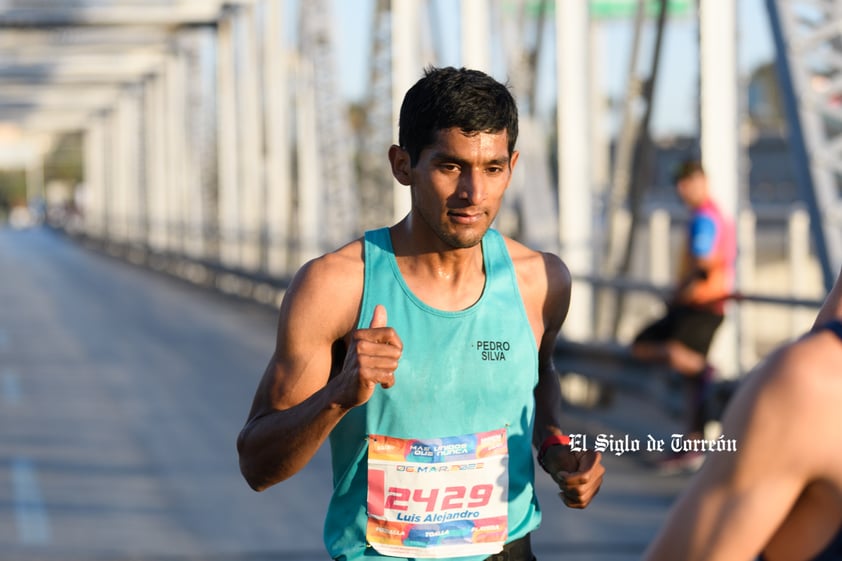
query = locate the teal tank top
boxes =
[324,227,542,561]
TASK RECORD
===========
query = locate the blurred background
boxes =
[0,1,838,560]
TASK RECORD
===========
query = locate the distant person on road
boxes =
[643,267,842,561]
[237,66,604,561]
[630,159,736,473]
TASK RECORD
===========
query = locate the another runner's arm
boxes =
[237,248,402,491]
[643,340,826,561]
[812,266,842,330]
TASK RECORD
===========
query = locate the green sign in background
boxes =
[590,0,692,19]
[503,0,692,18]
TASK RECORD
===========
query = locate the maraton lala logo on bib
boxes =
[471,340,511,361]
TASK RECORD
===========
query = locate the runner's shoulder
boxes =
[748,332,842,438]
[502,237,569,286]
[283,239,364,330]
[294,238,363,284]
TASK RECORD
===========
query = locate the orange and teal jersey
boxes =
[679,199,736,314]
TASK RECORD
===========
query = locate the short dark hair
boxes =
[398,66,519,166]
[673,159,705,183]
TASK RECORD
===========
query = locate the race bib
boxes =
[366,429,509,558]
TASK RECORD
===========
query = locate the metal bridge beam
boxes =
[767,0,842,291]
[0,1,238,27]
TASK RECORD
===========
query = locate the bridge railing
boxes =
[62,208,827,420]
[555,272,823,422]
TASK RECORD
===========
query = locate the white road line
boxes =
[2,370,21,405]
[11,458,51,545]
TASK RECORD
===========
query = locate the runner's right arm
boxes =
[236,246,402,491]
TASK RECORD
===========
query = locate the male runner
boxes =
[237,66,604,561]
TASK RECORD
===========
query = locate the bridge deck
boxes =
[0,226,703,561]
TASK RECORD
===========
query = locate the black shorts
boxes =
[633,305,724,357]
[484,534,534,561]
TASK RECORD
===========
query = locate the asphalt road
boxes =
[0,226,694,561]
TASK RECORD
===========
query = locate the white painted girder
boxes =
[0,2,248,130]
[0,84,120,108]
[0,1,231,26]
[0,50,164,73]
[0,110,91,131]
[0,26,173,50]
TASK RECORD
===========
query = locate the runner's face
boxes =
[407,128,517,249]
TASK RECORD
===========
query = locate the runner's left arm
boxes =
[532,253,604,509]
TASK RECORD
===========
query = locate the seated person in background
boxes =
[630,159,736,472]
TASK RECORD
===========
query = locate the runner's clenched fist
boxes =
[335,304,402,409]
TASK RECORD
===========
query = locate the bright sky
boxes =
[325,0,775,138]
